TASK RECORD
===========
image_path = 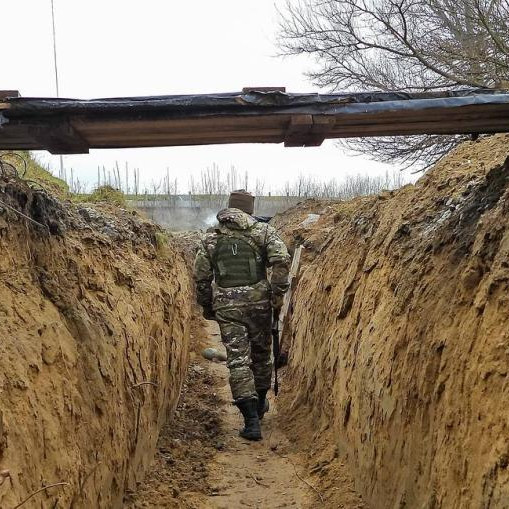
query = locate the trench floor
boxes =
[125,319,359,508]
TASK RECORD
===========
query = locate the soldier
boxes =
[194,190,290,441]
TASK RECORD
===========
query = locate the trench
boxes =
[2,134,509,509]
[125,319,363,509]
[127,134,509,509]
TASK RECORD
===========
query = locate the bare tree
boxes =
[255,178,266,197]
[278,0,509,167]
[151,179,162,195]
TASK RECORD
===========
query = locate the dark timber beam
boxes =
[284,115,336,147]
[0,90,20,100]
[28,120,90,154]
[1,89,509,152]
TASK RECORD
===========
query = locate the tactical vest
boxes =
[211,230,266,288]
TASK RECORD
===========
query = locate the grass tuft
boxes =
[76,185,127,207]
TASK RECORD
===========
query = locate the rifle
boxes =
[272,308,280,396]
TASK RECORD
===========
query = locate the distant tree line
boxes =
[62,161,407,201]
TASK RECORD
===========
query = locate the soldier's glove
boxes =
[271,293,284,310]
[202,305,215,321]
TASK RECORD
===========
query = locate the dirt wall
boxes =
[279,135,509,508]
[0,179,192,508]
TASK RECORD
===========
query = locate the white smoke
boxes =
[203,212,218,228]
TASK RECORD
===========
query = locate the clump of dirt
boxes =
[0,175,192,508]
[277,134,509,508]
[271,198,338,255]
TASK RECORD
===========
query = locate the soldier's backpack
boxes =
[211,231,266,288]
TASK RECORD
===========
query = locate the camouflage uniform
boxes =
[194,208,290,402]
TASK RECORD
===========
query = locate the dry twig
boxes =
[274,451,325,504]
[13,482,70,509]
[249,473,270,488]
[130,381,159,389]
[290,461,324,504]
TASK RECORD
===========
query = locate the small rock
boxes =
[202,348,227,362]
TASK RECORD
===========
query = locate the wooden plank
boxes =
[79,125,288,139]
[72,114,291,132]
[278,245,304,365]
[29,121,90,154]
[242,87,286,93]
[285,115,336,147]
[284,115,314,146]
[326,109,509,127]
[0,91,20,99]
[328,118,509,138]
[72,107,509,141]
[85,128,286,144]
[91,136,285,149]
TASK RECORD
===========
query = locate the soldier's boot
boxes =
[256,389,269,420]
[236,398,262,441]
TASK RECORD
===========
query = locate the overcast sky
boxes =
[2,0,405,193]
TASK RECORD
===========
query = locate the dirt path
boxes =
[201,322,308,508]
[126,318,361,508]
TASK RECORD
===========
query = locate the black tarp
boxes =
[4,88,509,118]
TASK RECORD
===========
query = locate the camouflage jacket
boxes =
[194,208,290,309]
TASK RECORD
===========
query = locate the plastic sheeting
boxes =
[4,88,509,118]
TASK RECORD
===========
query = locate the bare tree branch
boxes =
[278,0,509,167]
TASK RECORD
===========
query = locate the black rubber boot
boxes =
[236,398,262,441]
[256,389,269,420]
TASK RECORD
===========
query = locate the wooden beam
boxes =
[279,245,304,365]
[2,91,509,151]
[0,91,20,100]
[284,115,313,146]
[28,121,90,154]
[284,115,335,147]
[92,135,285,149]
[242,87,286,93]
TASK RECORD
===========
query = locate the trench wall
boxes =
[0,182,192,508]
[281,136,509,508]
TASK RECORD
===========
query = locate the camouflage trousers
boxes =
[215,302,273,402]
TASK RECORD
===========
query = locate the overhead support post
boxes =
[284,115,336,147]
[28,120,89,154]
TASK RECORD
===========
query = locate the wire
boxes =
[50,0,60,98]
[50,0,65,179]
[0,198,49,231]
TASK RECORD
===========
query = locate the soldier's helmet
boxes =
[228,190,255,215]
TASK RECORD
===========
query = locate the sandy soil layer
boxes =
[277,134,509,508]
[0,178,192,508]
